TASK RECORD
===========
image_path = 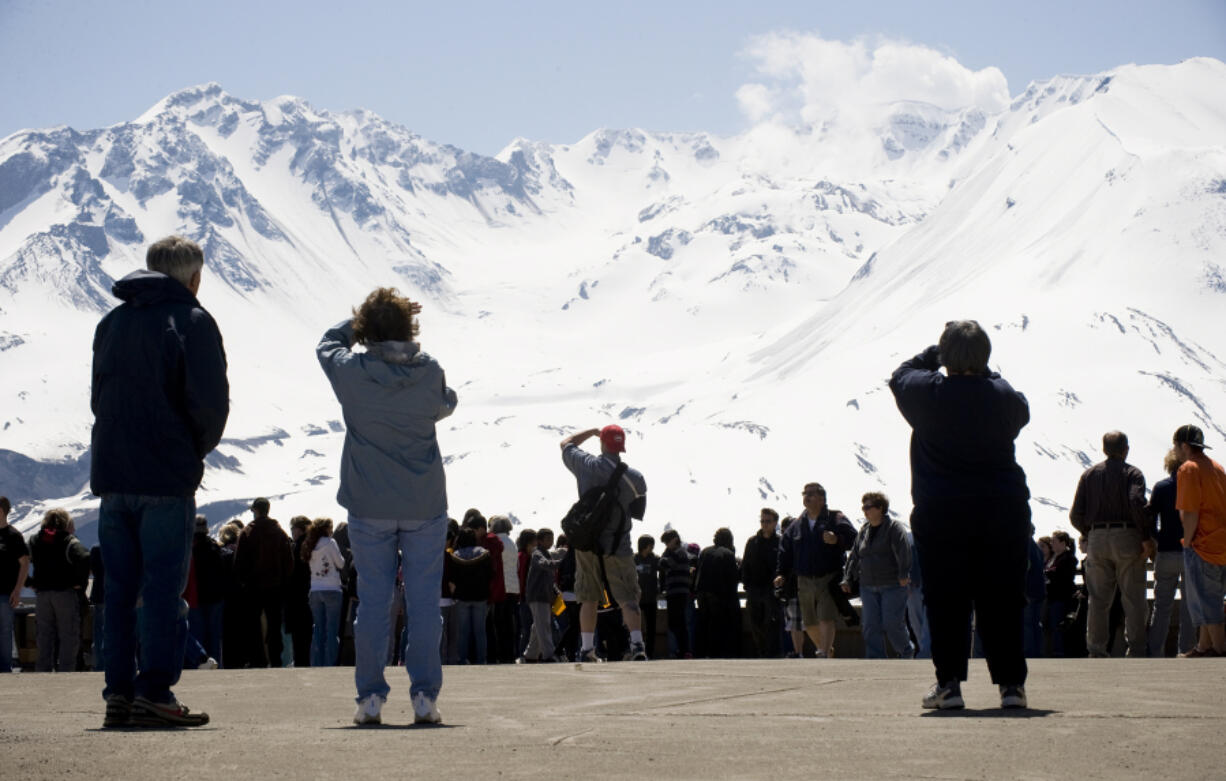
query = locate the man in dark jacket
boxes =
[658,530,694,658]
[189,516,225,666]
[773,483,855,658]
[285,516,313,667]
[740,508,781,658]
[1069,431,1152,658]
[695,528,740,658]
[889,320,1030,710]
[91,236,228,728]
[235,498,293,667]
[634,535,660,659]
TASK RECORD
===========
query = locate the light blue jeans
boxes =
[348,514,446,704]
[310,589,343,667]
[860,584,914,659]
[1148,550,1195,656]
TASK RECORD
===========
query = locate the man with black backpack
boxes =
[560,425,648,662]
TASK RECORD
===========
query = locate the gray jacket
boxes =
[317,320,457,520]
[525,547,560,604]
[843,517,911,589]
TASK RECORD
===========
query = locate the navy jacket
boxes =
[889,346,1029,504]
[1148,475,1183,552]
[90,270,229,497]
[776,509,856,579]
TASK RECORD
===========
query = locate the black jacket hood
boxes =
[112,269,199,308]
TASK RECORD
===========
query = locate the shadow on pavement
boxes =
[920,708,1058,718]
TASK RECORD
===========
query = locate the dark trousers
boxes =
[745,587,782,658]
[557,601,580,661]
[696,594,741,658]
[248,588,285,667]
[491,597,518,663]
[639,599,658,659]
[911,498,1029,686]
[666,593,691,658]
[286,597,312,667]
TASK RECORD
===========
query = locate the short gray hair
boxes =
[489,515,513,535]
[146,235,204,288]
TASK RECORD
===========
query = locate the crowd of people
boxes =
[0,236,1224,728]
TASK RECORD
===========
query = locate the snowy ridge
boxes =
[1,59,1224,548]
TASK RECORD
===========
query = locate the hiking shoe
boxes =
[197,657,218,670]
[102,695,132,728]
[1000,685,1028,709]
[922,681,964,710]
[353,694,383,726]
[131,696,210,727]
[412,692,442,725]
[629,642,648,661]
[578,648,604,663]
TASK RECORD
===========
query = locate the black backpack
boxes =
[561,462,629,554]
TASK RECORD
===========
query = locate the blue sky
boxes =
[1,0,1222,155]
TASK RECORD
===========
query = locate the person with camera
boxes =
[559,425,648,662]
[890,320,1031,710]
[317,287,458,725]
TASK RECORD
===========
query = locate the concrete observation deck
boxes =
[0,658,1221,780]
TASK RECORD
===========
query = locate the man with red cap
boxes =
[559,424,648,661]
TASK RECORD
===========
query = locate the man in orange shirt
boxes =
[1173,425,1226,657]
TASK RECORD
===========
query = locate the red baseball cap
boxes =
[600,424,627,453]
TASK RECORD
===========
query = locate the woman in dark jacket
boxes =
[842,493,914,659]
[448,528,492,664]
[1044,530,1077,657]
[29,509,90,672]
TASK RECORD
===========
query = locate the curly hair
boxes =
[301,517,334,562]
[42,508,71,531]
[352,287,420,345]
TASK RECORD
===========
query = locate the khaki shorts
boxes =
[797,572,839,626]
[575,550,641,606]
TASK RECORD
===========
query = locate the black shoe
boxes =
[629,642,648,661]
[922,680,964,710]
[102,695,132,728]
[131,696,210,727]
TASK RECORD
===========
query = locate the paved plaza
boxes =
[0,659,1221,780]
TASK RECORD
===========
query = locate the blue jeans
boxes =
[98,494,194,703]
[310,590,343,667]
[0,601,14,673]
[1148,550,1195,656]
[348,514,446,703]
[92,604,106,671]
[1023,600,1043,657]
[455,601,488,664]
[905,584,931,658]
[1183,547,1226,628]
[188,602,223,664]
[860,584,914,659]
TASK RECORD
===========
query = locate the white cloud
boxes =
[738,32,1010,128]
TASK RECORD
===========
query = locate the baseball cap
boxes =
[600,424,627,453]
[1173,424,1211,450]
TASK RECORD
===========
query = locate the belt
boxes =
[1090,523,1131,530]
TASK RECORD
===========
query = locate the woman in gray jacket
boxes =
[842,493,915,659]
[317,288,457,726]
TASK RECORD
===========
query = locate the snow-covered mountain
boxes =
[2,60,1224,547]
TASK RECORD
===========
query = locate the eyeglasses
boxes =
[803,491,823,498]
[861,505,878,511]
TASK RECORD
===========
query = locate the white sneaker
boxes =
[412,692,442,724]
[353,694,383,725]
[197,657,218,670]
